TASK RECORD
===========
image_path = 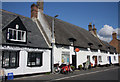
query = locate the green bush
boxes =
[71,66,75,70]
[45,72,51,75]
[78,65,82,70]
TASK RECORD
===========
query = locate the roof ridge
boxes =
[1,9,31,20]
[44,14,88,31]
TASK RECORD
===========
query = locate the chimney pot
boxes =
[37,0,44,11]
[88,22,92,31]
[92,24,97,35]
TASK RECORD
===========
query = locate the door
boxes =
[94,56,97,66]
[119,56,120,65]
[72,55,76,68]
[109,56,111,64]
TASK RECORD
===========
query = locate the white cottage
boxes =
[0,9,51,76]
[30,1,119,68]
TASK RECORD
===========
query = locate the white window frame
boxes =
[7,28,26,42]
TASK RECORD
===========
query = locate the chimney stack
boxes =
[112,32,117,39]
[88,22,92,31]
[31,0,44,19]
[37,0,44,12]
[92,24,97,35]
[31,3,38,18]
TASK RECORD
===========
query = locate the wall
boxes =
[109,39,120,54]
[54,44,119,68]
[1,46,51,76]
[111,53,119,64]
[53,45,74,65]
[76,48,90,68]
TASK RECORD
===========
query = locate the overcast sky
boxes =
[2,2,120,42]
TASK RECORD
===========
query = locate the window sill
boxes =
[2,66,19,69]
[7,39,26,42]
[27,65,42,67]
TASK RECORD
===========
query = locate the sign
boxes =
[52,39,55,43]
[75,48,79,52]
[7,73,14,80]
[0,70,4,76]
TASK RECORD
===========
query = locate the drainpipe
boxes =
[52,15,58,73]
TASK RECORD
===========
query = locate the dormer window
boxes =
[68,38,76,46]
[7,27,26,42]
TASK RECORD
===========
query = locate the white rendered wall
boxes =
[53,45,74,66]
[53,44,119,69]
[1,46,51,76]
[111,53,119,64]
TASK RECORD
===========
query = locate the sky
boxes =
[1,2,119,42]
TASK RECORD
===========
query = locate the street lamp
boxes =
[52,15,59,73]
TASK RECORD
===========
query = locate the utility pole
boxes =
[52,15,58,73]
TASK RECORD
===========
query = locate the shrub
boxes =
[45,72,51,75]
[71,66,75,71]
[78,65,82,70]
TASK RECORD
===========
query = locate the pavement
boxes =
[13,65,120,81]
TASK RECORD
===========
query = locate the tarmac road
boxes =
[14,65,120,81]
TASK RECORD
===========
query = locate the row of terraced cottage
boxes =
[0,1,119,76]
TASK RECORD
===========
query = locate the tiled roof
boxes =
[1,9,49,48]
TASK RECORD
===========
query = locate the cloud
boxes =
[97,34,112,42]
[98,25,120,42]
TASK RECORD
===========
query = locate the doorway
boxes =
[93,56,97,66]
[72,55,76,68]
[119,56,120,65]
[109,56,111,64]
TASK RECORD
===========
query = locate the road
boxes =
[14,65,120,81]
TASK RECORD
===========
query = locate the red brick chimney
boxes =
[88,23,92,31]
[31,3,38,18]
[92,24,97,35]
[112,32,117,39]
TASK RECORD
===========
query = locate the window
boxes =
[98,56,102,62]
[114,56,116,61]
[2,50,19,68]
[107,56,109,61]
[27,52,43,67]
[87,56,90,61]
[7,28,26,42]
[91,49,98,52]
[100,50,107,53]
[61,52,70,65]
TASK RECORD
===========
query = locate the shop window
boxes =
[2,50,19,68]
[27,52,43,67]
[7,28,26,42]
[61,53,70,65]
